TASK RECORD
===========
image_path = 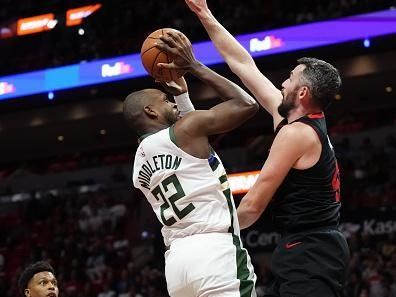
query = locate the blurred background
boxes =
[0,1,396,297]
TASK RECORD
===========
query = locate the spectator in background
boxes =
[118,284,143,297]
[97,281,115,297]
[344,272,363,297]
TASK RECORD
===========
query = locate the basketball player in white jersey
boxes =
[123,31,258,297]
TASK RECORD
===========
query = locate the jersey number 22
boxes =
[151,174,195,226]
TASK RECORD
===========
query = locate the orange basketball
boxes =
[141,28,187,82]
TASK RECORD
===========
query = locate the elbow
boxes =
[252,101,260,112]
[237,100,259,119]
[226,52,254,66]
[237,201,263,230]
[246,100,259,116]
[248,203,263,217]
[227,56,255,75]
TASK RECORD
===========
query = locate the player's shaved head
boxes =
[123,88,162,133]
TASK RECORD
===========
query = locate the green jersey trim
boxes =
[233,234,255,297]
[138,131,156,142]
[169,125,177,146]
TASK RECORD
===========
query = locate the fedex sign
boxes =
[0,82,16,96]
[101,61,133,78]
[249,35,284,53]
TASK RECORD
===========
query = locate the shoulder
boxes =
[174,110,214,135]
[276,121,319,147]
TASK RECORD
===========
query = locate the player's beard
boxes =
[278,89,298,118]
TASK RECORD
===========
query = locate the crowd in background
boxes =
[1,0,396,75]
[0,1,396,296]
[1,104,396,193]
[0,118,395,297]
[0,187,169,297]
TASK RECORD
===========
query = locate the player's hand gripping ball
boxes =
[141,28,187,82]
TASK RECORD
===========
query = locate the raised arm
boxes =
[157,31,259,138]
[185,0,283,130]
[184,62,259,136]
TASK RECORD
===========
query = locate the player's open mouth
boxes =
[47,293,56,297]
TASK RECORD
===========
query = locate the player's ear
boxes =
[298,86,309,98]
[24,289,30,297]
[144,104,158,118]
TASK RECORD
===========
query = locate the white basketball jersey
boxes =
[133,127,241,247]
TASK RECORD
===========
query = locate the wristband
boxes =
[174,92,195,117]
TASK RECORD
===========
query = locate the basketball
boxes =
[141,28,187,82]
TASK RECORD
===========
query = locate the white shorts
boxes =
[165,232,257,297]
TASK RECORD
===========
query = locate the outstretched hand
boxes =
[185,0,210,14]
[156,31,198,71]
